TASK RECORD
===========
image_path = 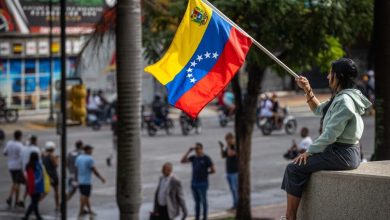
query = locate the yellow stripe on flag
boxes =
[43,167,51,193]
[144,0,213,85]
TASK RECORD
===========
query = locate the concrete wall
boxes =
[297,161,390,220]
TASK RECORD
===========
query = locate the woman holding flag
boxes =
[281,58,372,220]
[23,152,50,220]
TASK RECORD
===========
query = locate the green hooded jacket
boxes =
[308,89,372,154]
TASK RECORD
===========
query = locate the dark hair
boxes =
[14,130,22,140]
[331,58,358,89]
[195,142,203,149]
[75,140,83,149]
[30,135,37,145]
[26,152,39,170]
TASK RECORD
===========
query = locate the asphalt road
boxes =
[0,110,375,220]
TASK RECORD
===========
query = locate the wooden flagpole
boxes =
[202,0,300,78]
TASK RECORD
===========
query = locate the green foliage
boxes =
[315,36,345,72]
[142,0,373,73]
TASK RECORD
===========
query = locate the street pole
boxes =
[60,0,67,219]
[48,0,54,122]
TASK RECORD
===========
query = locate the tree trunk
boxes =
[234,62,265,220]
[116,0,143,219]
[373,0,390,160]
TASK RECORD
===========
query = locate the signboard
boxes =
[0,0,116,34]
[0,42,10,56]
[26,41,37,55]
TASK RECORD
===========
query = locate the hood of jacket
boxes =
[337,89,372,115]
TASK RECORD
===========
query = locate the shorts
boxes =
[9,170,25,184]
[79,184,92,197]
[50,175,59,187]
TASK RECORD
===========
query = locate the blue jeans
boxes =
[191,182,208,220]
[226,173,238,208]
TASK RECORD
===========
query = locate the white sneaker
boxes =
[280,216,287,220]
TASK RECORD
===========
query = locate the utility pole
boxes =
[60,0,67,219]
[48,0,54,122]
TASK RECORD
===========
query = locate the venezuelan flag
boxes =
[144,0,252,118]
[26,163,51,195]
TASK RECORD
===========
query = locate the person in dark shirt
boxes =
[42,141,60,211]
[181,143,215,220]
[271,93,281,128]
[219,133,238,210]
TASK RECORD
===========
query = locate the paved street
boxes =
[0,105,375,220]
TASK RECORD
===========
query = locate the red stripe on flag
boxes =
[175,27,252,118]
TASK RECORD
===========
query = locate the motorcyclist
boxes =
[271,93,282,128]
[151,94,168,125]
[222,88,235,116]
[259,93,273,118]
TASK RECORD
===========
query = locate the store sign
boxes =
[51,42,60,54]
[0,42,10,56]
[38,40,49,55]
[12,43,23,55]
[66,40,72,54]
[26,41,37,55]
[0,0,116,34]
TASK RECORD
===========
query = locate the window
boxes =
[25,59,36,74]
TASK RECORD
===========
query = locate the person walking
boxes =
[219,133,238,211]
[281,58,372,220]
[181,143,215,220]
[42,141,60,211]
[75,145,105,217]
[22,152,47,220]
[66,140,84,201]
[152,162,188,220]
[3,130,25,208]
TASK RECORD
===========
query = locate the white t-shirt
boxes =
[87,96,98,110]
[3,140,23,170]
[298,136,313,151]
[21,145,41,170]
[260,99,273,117]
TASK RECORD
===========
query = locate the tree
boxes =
[116,0,143,219]
[372,0,390,160]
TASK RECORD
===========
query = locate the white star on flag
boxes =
[187,68,193,73]
[190,61,197,67]
[187,73,193,78]
[204,51,211,58]
[190,78,197,83]
[212,52,219,59]
[196,55,203,62]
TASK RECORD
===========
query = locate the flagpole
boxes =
[202,0,299,79]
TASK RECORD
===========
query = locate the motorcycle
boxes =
[144,113,174,136]
[257,107,297,136]
[86,111,102,131]
[179,112,201,136]
[0,108,19,123]
[218,105,234,127]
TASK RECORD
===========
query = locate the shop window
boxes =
[25,59,36,74]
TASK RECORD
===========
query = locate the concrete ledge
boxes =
[298,161,390,220]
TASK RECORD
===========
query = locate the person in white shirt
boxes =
[284,127,313,160]
[260,94,274,118]
[21,135,41,170]
[3,130,25,208]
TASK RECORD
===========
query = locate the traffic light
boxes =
[70,84,87,123]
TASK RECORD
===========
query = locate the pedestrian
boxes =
[281,58,372,220]
[22,152,50,220]
[3,130,25,208]
[75,145,105,217]
[219,133,238,211]
[283,127,312,160]
[21,135,41,171]
[42,141,60,211]
[152,162,188,220]
[181,143,215,220]
[66,140,83,201]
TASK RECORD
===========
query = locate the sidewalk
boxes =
[208,203,286,220]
